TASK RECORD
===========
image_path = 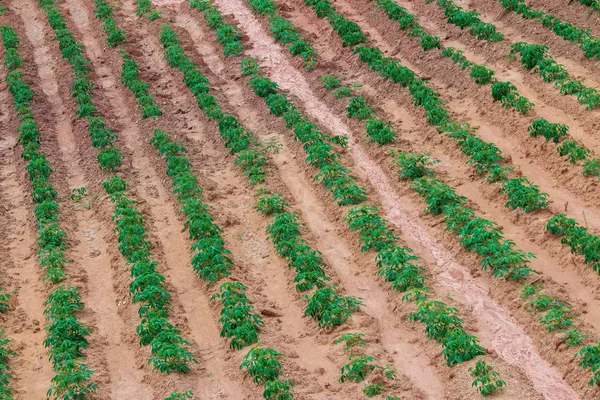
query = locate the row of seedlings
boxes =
[242,60,505,397]
[36,0,197,375]
[159,11,501,395]
[495,0,600,59]
[93,1,294,396]
[1,24,94,398]
[156,23,363,397]
[510,42,600,109]
[91,1,294,394]
[575,0,600,13]
[425,0,600,110]
[302,0,550,214]
[319,71,600,387]
[413,0,600,177]
[392,151,600,386]
[189,0,317,69]
[188,0,245,56]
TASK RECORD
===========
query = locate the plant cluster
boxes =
[242,65,368,206]
[441,47,472,69]
[44,287,97,398]
[430,0,504,41]
[469,360,505,396]
[576,0,600,12]
[547,214,600,274]
[160,26,266,185]
[0,331,14,400]
[211,282,263,349]
[376,0,441,51]
[39,0,124,171]
[120,51,162,118]
[403,171,537,280]
[521,284,580,335]
[104,175,197,374]
[229,0,317,69]
[500,177,549,212]
[335,333,400,397]
[321,76,397,144]
[188,0,244,56]
[497,0,600,59]
[93,0,126,47]
[510,42,600,109]
[260,198,361,327]
[136,0,161,19]
[576,342,600,386]
[164,391,194,400]
[528,119,568,143]
[490,81,534,114]
[241,346,294,399]
[151,129,234,283]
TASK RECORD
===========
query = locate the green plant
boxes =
[340,354,375,383]
[240,346,284,385]
[470,64,495,85]
[71,187,87,202]
[321,74,342,89]
[528,119,568,143]
[469,361,505,396]
[363,382,384,397]
[334,333,367,352]
[558,140,590,163]
[501,177,549,212]
[576,343,600,385]
[164,390,194,400]
[304,286,362,329]
[394,152,435,179]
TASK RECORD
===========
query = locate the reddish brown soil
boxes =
[2,0,600,398]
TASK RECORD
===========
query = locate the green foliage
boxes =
[576,343,600,385]
[528,119,568,143]
[501,177,549,212]
[376,0,440,51]
[365,118,397,145]
[442,47,473,69]
[334,333,367,352]
[71,187,87,202]
[469,361,505,396]
[434,0,503,41]
[363,382,384,397]
[268,13,317,69]
[547,214,600,273]
[188,0,245,56]
[263,379,294,400]
[136,0,153,16]
[469,64,495,85]
[304,286,362,329]
[93,0,127,47]
[164,391,194,400]
[339,354,375,383]
[558,140,590,163]
[321,74,342,90]
[120,51,162,119]
[498,0,600,59]
[256,193,289,215]
[211,282,263,350]
[347,96,373,120]
[490,81,534,114]
[332,86,352,98]
[148,10,162,20]
[44,286,97,398]
[394,152,435,179]
[583,158,600,178]
[240,346,284,385]
[241,57,261,77]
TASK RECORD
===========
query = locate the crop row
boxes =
[321,67,600,384]
[136,0,162,20]
[303,0,551,214]
[374,0,534,115]
[188,0,244,56]
[2,23,94,398]
[190,0,317,69]
[424,0,600,111]
[576,0,600,12]
[496,0,600,59]
[37,0,197,376]
[160,7,494,391]
[92,0,126,47]
[393,152,600,384]
[91,4,293,394]
[399,0,600,180]
[425,0,503,42]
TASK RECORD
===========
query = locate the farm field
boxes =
[2,0,600,398]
